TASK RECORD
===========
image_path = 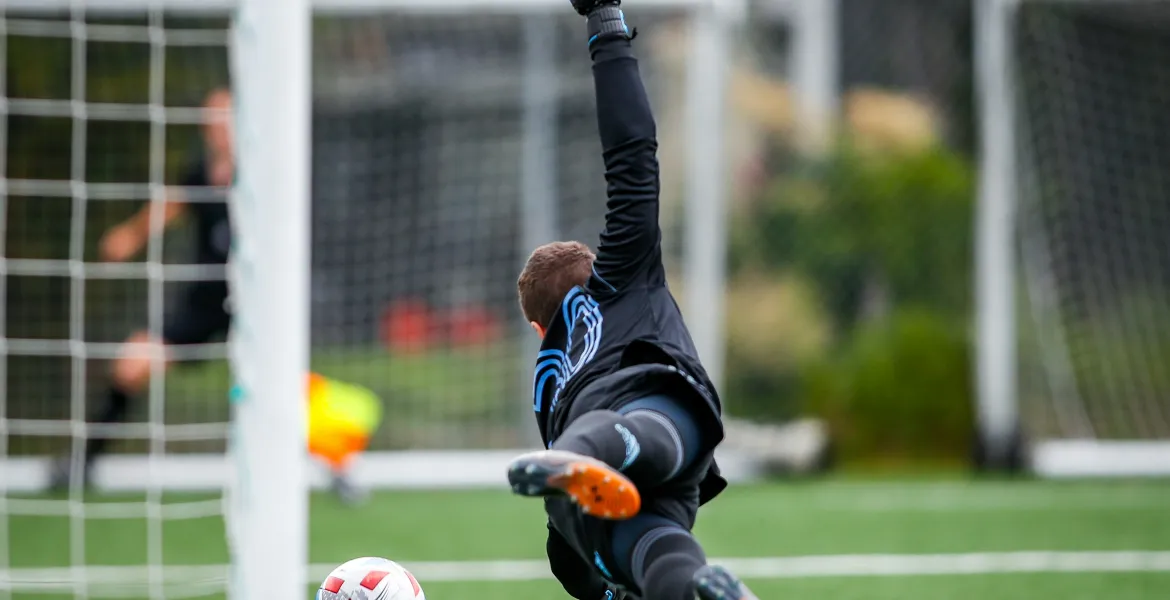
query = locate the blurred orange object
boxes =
[306,372,383,471]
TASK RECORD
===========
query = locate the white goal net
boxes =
[978,0,1170,475]
[1,7,237,598]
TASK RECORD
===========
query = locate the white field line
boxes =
[751,481,1170,512]
[812,491,1170,512]
[3,551,1170,593]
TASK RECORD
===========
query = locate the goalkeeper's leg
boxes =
[93,329,162,460]
[52,283,230,489]
[609,514,758,600]
[507,395,704,519]
[50,330,167,489]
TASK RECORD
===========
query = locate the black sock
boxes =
[84,385,133,463]
[634,527,707,600]
[552,407,690,489]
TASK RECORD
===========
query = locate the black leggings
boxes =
[551,394,705,491]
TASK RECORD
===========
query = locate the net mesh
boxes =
[2,7,232,599]
[0,4,743,597]
[1011,1,1170,441]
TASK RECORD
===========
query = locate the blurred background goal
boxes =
[976,0,1170,475]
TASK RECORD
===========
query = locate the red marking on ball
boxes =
[360,570,390,590]
[323,577,344,594]
[403,570,421,596]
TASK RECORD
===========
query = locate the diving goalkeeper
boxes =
[506,3,756,600]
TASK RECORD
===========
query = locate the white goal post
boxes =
[226,0,311,598]
[975,0,1170,477]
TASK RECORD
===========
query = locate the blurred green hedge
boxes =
[801,310,973,464]
[725,142,976,465]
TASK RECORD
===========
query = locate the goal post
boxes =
[973,0,1021,471]
[227,0,310,599]
[975,0,1170,477]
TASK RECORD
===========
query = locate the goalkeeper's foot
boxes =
[507,450,641,520]
[330,473,368,506]
[693,565,758,600]
[48,455,92,492]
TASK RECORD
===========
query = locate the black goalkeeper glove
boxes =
[569,0,619,17]
[575,2,632,47]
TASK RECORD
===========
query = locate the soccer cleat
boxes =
[506,450,641,520]
[692,565,758,600]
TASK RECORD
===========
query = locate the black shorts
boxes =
[162,281,231,346]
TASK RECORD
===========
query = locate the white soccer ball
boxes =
[317,557,425,600]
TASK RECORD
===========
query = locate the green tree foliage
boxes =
[732,144,975,332]
[801,309,973,464]
[726,144,977,463]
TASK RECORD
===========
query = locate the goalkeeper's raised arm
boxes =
[581,0,665,294]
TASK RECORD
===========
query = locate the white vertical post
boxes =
[144,9,168,599]
[228,0,310,597]
[66,8,90,598]
[790,0,838,155]
[684,0,736,390]
[518,14,559,445]
[0,16,9,600]
[974,0,1019,464]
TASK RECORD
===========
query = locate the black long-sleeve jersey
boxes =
[181,158,231,266]
[531,32,728,598]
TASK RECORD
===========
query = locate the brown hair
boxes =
[517,241,596,328]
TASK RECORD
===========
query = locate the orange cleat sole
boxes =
[507,450,642,520]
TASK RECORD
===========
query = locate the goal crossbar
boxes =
[6,0,745,13]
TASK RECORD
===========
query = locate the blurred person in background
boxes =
[51,88,371,504]
[49,88,236,492]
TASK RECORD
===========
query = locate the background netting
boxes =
[1010,1,1170,442]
